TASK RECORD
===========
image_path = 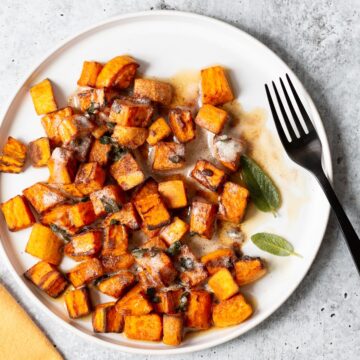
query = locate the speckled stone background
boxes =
[0,1,359,359]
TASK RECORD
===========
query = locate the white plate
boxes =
[0,11,331,355]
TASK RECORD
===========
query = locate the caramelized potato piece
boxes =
[90,185,125,217]
[142,237,168,250]
[0,136,27,173]
[201,248,236,275]
[30,79,57,115]
[153,142,185,171]
[64,230,102,260]
[75,162,106,195]
[112,126,148,149]
[48,147,77,184]
[212,294,253,327]
[70,88,106,113]
[160,217,189,245]
[68,201,97,229]
[208,268,239,300]
[134,78,173,105]
[58,115,95,145]
[92,302,124,333]
[201,66,234,106]
[154,289,182,314]
[218,182,249,223]
[213,135,244,171]
[102,224,128,256]
[141,224,162,239]
[25,223,64,265]
[185,290,212,330]
[40,204,74,234]
[195,104,228,134]
[191,160,226,192]
[92,123,109,139]
[1,195,35,231]
[97,271,136,298]
[169,108,196,143]
[158,180,187,209]
[65,135,92,164]
[146,117,172,145]
[190,201,217,239]
[0,158,23,174]
[110,152,145,191]
[67,258,104,288]
[96,55,138,89]
[163,315,183,346]
[23,182,66,214]
[49,183,84,198]
[234,257,267,286]
[24,261,68,298]
[28,137,51,167]
[77,61,103,87]
[101,254,135,273]
[103,202,141,230]
[124,314,162,341]
[88,138,112,167]
[65,287,92,319]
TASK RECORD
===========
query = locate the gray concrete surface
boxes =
[0,1,360,359]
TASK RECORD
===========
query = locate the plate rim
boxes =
[0,10,332,355]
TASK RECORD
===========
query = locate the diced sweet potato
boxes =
[190,201,217,239]
[24,261,68,298]
[64,230,102,260]
[28,137,51,167]
[201,248,236,275]
[0,158,23,173]
[25,223,64,265]
[234,257,267,286]
[92,302,124,333]
[77,61,103,87]
[88,138,112,166]
[124,314,162,341]
[74,162,105,195]
[64,133,92,162]
[208,268,239,300]
[109,98,154,127]
[90,185,125,217]
[68,201,97,229]
[112,126,148,149]
[153,142,185,171]
[191,160,226,192]
[97,271,136,298]
[91,124,109,139]
[142,237,168,250]
[169,108,196,143]
[218,182,249,223]
[101,254,135,273]
[133,177,158,198]
[23,182,67,214]
[160,217,189,245]
[49,183,83,198]
[48,147,77,184]
[1,195,35,231]
[65,287,92,319]
[102,224,128,256]
[134,78,173,105]
[141,223,162,239]
[103,202,141,230]
[212,293,253,327]
[30,79,58,115]
[185,290,212,330]
[0,136,27,173]
[40,204,73,235]
[70,88,106,113]
[195,104,228,134]
[213,135,244,171]
[201,66,234,106]
[67,258,103,288]
[154,289,182,314]
[146,117,172,145]
[158,180,187,209]
[58,115,95,145]
[96,55,138,89]
[110,152,145,191]
[163,315,183,346]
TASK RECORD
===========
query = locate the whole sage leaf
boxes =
[241,155,281,212]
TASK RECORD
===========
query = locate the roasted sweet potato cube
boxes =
[49,183,83,198]
[109,98,154,127]
[90,185,125,217]
[88,138,112,166]
[74,162,105,195]
[69,88,106,113]
[97,271,136,298]
[64,230,102,260]
[153,142,185,171]
[112,126,148,149]
[213,135,244,171]
[158,180,187,209]
[40,204,73,235]
[24,261,68,298]
[190,201,217,239]
[92,302,124,333]
[201,248,236,275]
[218,182,249,223]
[68,201,97,229]
[191,160,226,192]
[25,224,64,265]
[0,158,23,173]
[185,290,212,330]
[133,177,158,198]
[201,66,234,106]
[169,108,196,143]
[103,202,141,230]
[28,137,51,167]
[142,237,168,250]
[30,79,57,115]
[110,152,145,191]
[154,289,182,314]
[58,115,95,145]
[96,55,138,89]
[160,217,189,245]
[2,136,27,166]
[23,182,67,214]
[48,147,77,184]
[234,257,267,286]
[163,315,183,346]
[65,287,92,319]
[141,223,162,239]
[102,224,128,256]
[134,78,173,105]
[212,293,253,327]
[77,61,103,87]
[92,124,109,139]
[1,195,35,231]
[146,117,172,145]
[101,254,135,273]
[67,258,103,288]
[208,268,239,300]
[124,314,162,341]
[195,104,228,134]
[65,135,92,163]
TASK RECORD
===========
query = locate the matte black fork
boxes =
[265,74,360,273]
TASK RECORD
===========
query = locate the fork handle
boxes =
[315,169,360,273]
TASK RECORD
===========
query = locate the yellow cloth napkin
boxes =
[0,284,63,360]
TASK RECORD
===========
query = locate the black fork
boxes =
[265,74,360,273]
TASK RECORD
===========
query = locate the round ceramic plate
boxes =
[0,11,331,354]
